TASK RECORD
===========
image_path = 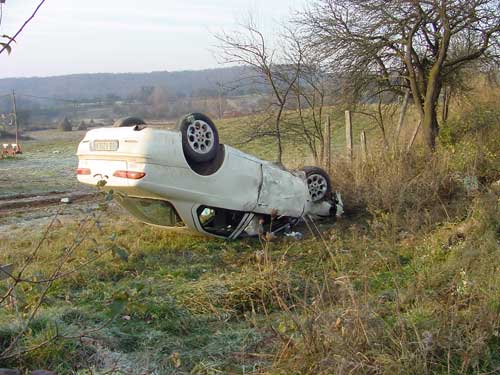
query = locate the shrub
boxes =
[440,103,500,182]
[271,192,500,375]
[58,117,72,131]
[329,150,467,233]
[439,103,500,146]
[76,120,87,131]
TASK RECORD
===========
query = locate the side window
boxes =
[196,206,245,237]
[116,196,183,227]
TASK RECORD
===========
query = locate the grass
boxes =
[0,205,300,372]
[0,87,499,373]
[1,184,498,373]
[215,108,380,166]
[0,129,88,198]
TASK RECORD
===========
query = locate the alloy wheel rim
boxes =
[307,173,328,201]
[187,120,214,154]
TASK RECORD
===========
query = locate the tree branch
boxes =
[0,0,47,56]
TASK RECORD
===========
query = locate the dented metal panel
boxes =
[137,146,262,212]
[257,164,308,217]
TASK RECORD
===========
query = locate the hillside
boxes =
[0,66,259,100]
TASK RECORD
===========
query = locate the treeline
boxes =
[0,66,260,101]
[0,66,271,127]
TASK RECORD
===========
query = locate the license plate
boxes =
[92,140,119,151]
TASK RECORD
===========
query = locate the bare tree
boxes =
[300,0,500,151]
[148,86,169,118]
[282,27,332,164]
[352,92,399,149]
[216,18,300,164]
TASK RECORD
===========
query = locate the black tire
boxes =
[178,113,220,163]
[301,166,332,202]
[113,117,146,127]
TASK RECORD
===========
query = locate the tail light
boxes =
[113,170,146,179]
[77,168,91,175]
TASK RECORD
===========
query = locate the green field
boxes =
[0,130,91,198]
[0,104,499,374]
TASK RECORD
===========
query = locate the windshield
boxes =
[116,196,183,227]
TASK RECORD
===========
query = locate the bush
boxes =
[76,120,87,131]
[58,117,72,131]
[440,103,500,145]
[329,150,467,233]
[271,192,500,375]
[327,102,499,233]
[439,103,500,182]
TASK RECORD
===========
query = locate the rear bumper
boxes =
[77,159,139,188]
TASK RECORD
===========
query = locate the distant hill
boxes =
[0,66,261,100]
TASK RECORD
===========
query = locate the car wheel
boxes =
[113,117,146,127]
[178,113,220,163]
[302,166,332,202]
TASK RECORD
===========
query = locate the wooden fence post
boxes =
[324,115,331,173]
[345,110,353,160]
[360,130,367,161]
[395,90,410,141]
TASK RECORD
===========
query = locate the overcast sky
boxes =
[0,0,307,78]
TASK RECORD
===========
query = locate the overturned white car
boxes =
[76,113,340,239]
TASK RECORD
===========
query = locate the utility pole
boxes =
[73,101,78,122]
[11,90,19,147]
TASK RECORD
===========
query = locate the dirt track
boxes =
[0,191,96,213]
[0,191,104,241]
